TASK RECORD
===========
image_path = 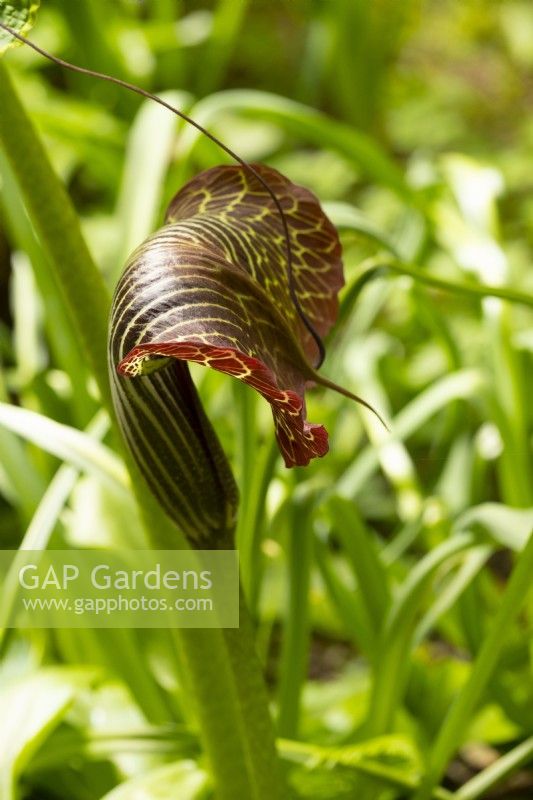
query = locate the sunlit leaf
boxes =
[280,735,425,796]
[178,90,410,197]
[100,760,209,800]
[0,668,96,800]
[455,503,533,551]
[0,0,40,54]
[0,403,128,490]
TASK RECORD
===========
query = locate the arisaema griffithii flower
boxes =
[109,164,380,545]
[0,19,380,545]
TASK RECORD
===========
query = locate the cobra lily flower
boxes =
[0,15,382,544]
[109,164,378,545]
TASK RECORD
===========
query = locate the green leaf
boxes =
[413,530,533,799]
[100,760,209,800]
[328,496,391,628]
[455,736,533,800]
[454,503,533,551]
[324,201,400,255]
[366,533,478,737]
[178,90,410,198]
[314,534,378,658]
[0,369,45,517]
[0,667,96,800]
[337,369,486,498]
[0,403,128,490]
[0,0,40,54]
[279,736,453,798]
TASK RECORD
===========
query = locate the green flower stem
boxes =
[158,517,286,800]
[174,624,261,799]
[0,59,285,800]
[413,529,533,800]
[222,590,287,798]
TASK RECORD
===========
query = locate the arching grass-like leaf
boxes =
[0,403,127,490]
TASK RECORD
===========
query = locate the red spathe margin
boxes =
[118,342,329,468]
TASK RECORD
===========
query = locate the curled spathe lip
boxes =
[112,163,345,469]
[109,164,385,544]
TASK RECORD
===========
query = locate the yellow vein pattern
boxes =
[109,164,344,544]
[165,164,343,363]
